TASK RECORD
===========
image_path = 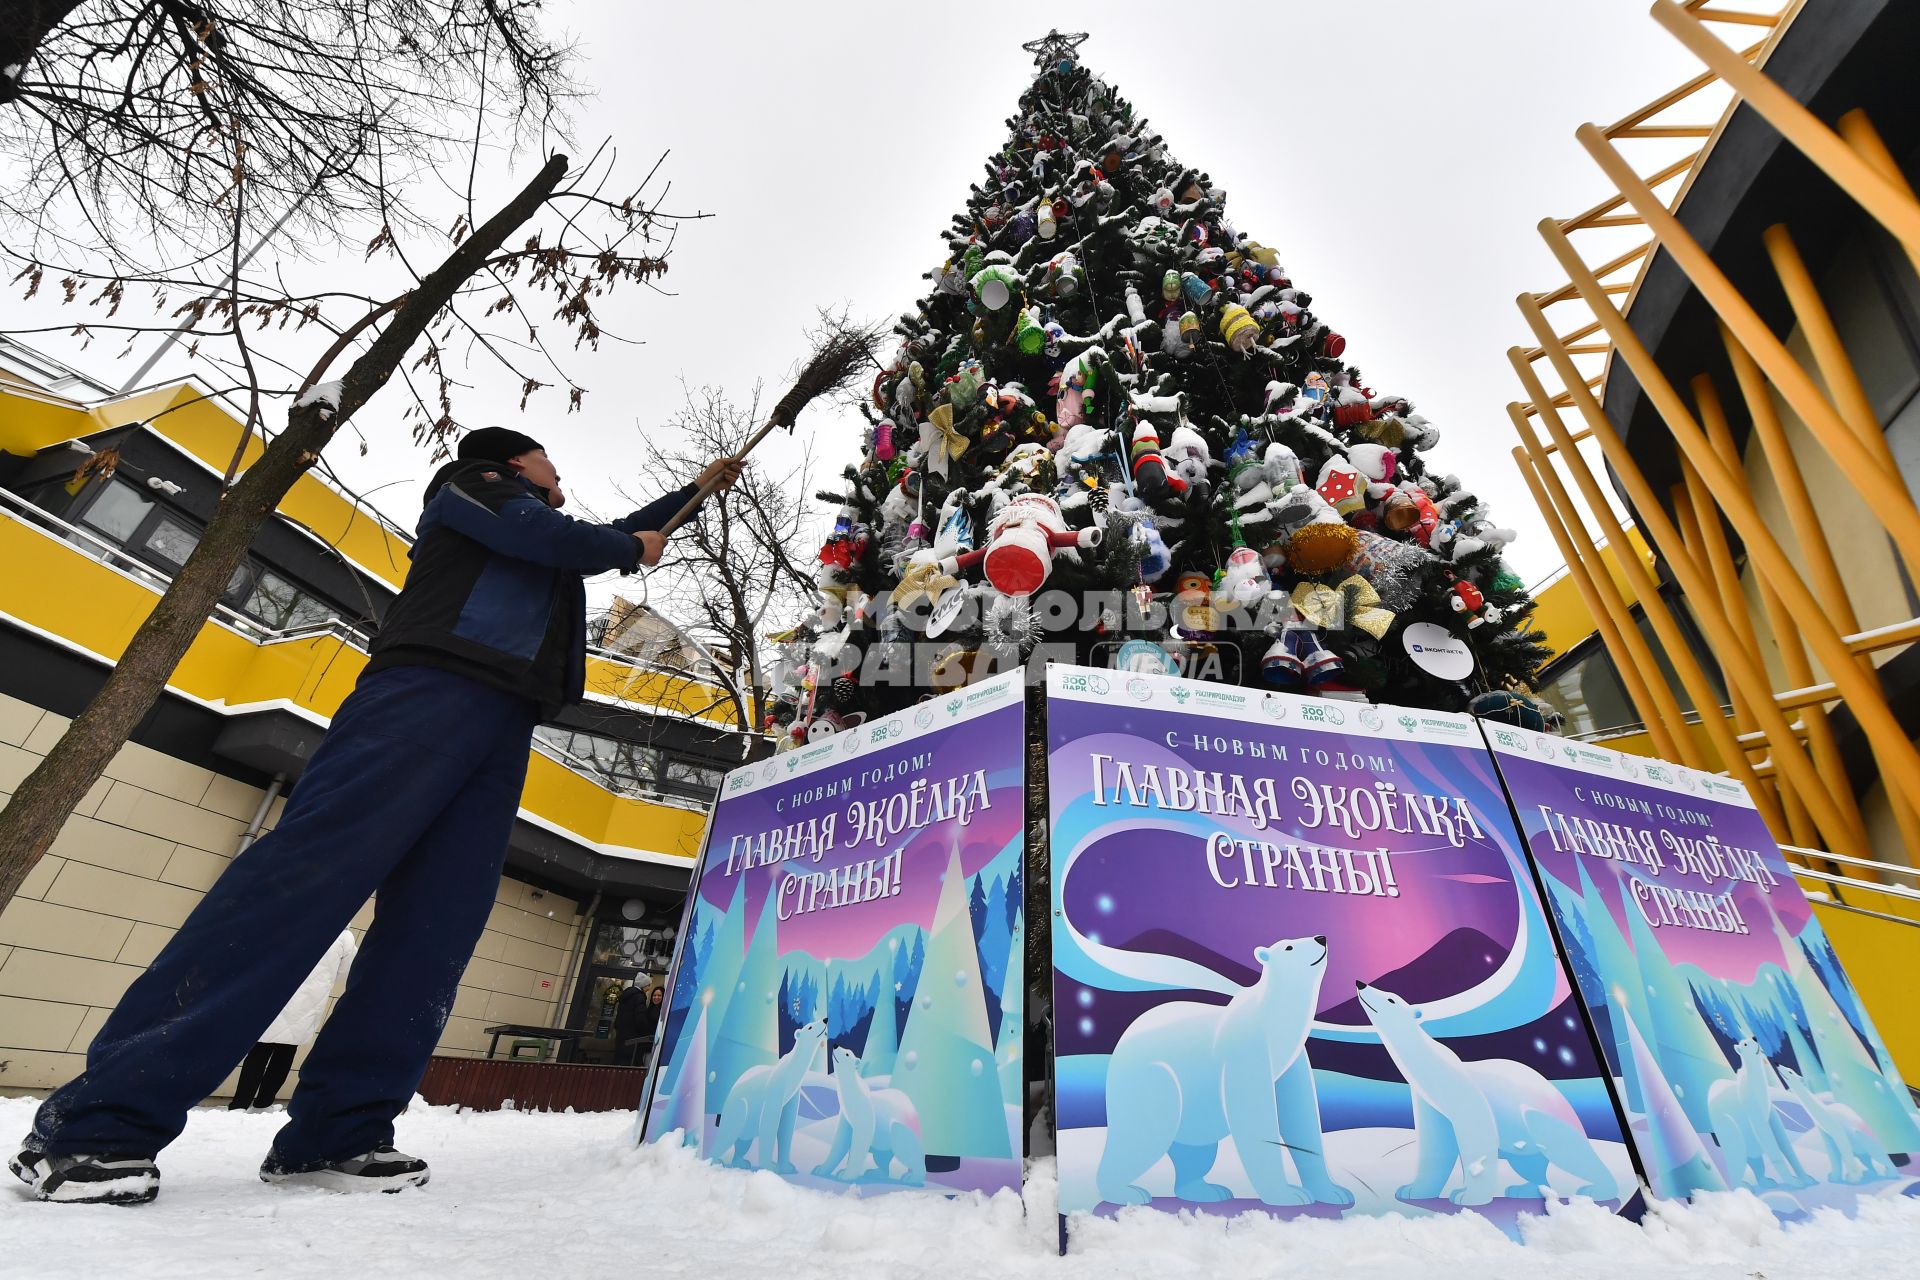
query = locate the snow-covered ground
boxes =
[4,1095,1920,1279]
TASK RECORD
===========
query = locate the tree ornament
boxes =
[1046,251,1082,297]
[1314,456,1365,517]
[1273,484,1359,573]
[1160,269,1181,302]
[1013,306,1047,355]
[918,404,969,478]
[970,265,1020,311]
[944,493,1101,597]
[1129,422,1182,499]
[1291,576,1396,640]
[1035,200,1058,240]
[1319,330,1347,358]
[874,418,897,462]
[1219,303,1258,353]
[1449,576,1490,627]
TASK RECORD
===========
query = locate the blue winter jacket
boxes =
[365,458,699,715]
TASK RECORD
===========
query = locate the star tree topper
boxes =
[1021,29,1090,69]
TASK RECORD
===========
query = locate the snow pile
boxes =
[4,1096,1920,1279]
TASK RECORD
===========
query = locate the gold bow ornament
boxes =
[889,552,959,612]
[1290,576,1395,639]
[918,403,970,478]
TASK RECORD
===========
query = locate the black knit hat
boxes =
[457,426,545,464]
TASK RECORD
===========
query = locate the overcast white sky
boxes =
[6,0,1729,593]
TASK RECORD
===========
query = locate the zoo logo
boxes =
[1127,678,1154,703]
[1169,686,1192,704]
[729,773,752,793]
[1491,727,1526,749]
[1300,703,1345,726]
[1087,674,1111,696]
[1360,709,1384,731]
[1646,764,1674,784]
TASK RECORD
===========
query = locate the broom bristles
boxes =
[768,313,887,429]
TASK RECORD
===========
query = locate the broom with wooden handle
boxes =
[655,318,885,537]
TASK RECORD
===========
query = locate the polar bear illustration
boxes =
[1096,934,1350,1209]
[812,1047,927,1185]
[714,1018,827,1172]
[1777,1065,1892,1184]
[1707,1035,1813,1190]
[1357,981,1615,1205]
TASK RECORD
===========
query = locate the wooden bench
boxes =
[416,1054,649,1113]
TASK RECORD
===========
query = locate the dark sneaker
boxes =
[259,1143,429,1193]
[9,1149,160,1205]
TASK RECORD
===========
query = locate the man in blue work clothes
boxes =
[13,427,741,1204]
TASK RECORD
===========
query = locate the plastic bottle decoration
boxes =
[1178,311,1200,347]
[1151,186,1175,214]
[1161,269,1181,302]
[1165,426,1212,492]
[971,265,1021,311]
[1036,200,1058,240]
[1224,429,1261,492]
[1178,271,1212,307]
[1215,543,1268,609]
[1130,422,1184,499]
[1054,353,1097,427]
[1047,251,1082,297]
[1132,513,1172,581]
[1014,306,1048,355]
[1262,612,1343,688]
[941,493,1101,597]
[1348,441,1396,487]
[996,442,1058,493]
[1219,303,1258,353]
[1298,371,1330,406]
[1044,319,1066,356]
[1006,210,1036,246]
[1263,442,1303,491]
[1319,330,1347,358]
[874,418,896,462]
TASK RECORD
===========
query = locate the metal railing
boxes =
[1783,843,1920,928]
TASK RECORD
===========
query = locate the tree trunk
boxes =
[0,1,87,104]
[0,152,569,907]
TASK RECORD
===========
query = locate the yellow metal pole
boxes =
[1669,475,1791,837]
[1763,224,1906,480]
[1574,123,1920,584]
[1517,292,1858,850]
[1507,424,1684,761]
[1509,357,1708,767]
[1536,225,1920,853]
[1751,576,1832,851]
[1714,337,1888,861]
[1836,110,1920,281]
[1650,0,1920,257]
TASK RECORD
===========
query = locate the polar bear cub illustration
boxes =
[1357,981,1615,1205]
[1707,1035,1813,1190]
[714,1018,827,1172]
[1778,1065,1894,1183]
[812,1047,927,1185]
[1097,935,1350,1209]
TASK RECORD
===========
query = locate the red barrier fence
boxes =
[415,1055,648,1114]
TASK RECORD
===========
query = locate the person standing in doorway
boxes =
[230,929,360,1112]
[14,428,741,1204]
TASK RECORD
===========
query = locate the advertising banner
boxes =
[1045,665,1635,1239]
[641,673,1028,1198]
[1482,727,1920,1215]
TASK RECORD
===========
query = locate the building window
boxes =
[242,568,334,631]
[532,725,723,802]
[1532,601,1725,740]
[76,478,153,544]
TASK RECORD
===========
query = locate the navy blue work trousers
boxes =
[29,666,538,1165]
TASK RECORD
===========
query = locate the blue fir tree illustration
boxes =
[996,906,1025,1113]
[1568,859,1645,1109]
[1761,894,1920,1149]
[1005,855,1023,935]
[895,847,1012,1159]
[1622,1006,1726,1196]
[708,882,781,1112]
[1801,928,1875,1055]
[666,888,745,1100]
[659,996,711,1151]
[969,874,989,942]
[1620,869,1731,1129]
[863,965,900,1077]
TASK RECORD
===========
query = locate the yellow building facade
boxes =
[1506,0,1919,1076]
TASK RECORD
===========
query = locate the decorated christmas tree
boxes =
[767,31,1550,745]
